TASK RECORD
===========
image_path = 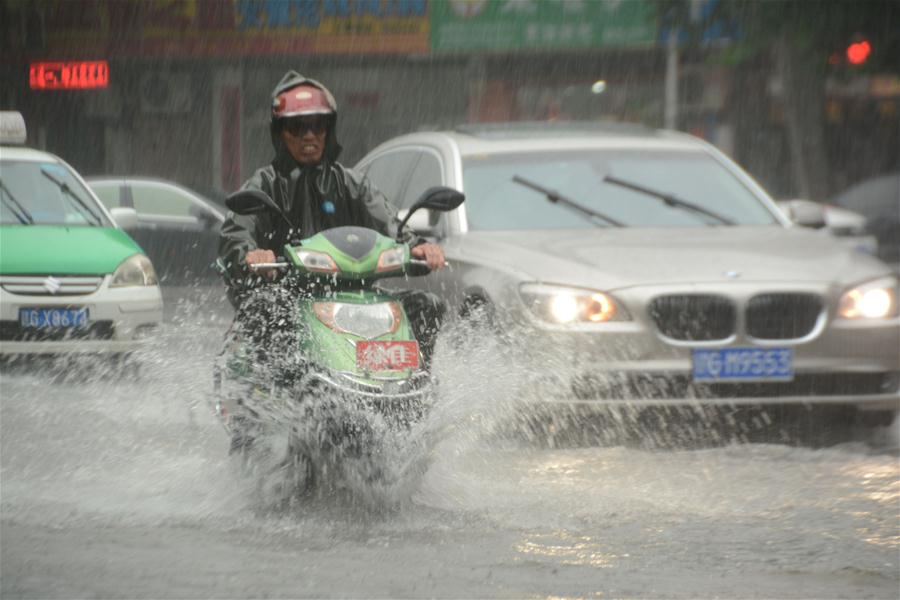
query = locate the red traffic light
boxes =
[846,40,871,65]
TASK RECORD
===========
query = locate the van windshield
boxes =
[0,160,110,227]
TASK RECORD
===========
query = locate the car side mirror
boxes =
[780,199,827,229]
[397,186,464,236]
[225,189,280,215]
[109,207,139,230]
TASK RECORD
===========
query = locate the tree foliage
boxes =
[657,0,900,200]
[659,0,900,71]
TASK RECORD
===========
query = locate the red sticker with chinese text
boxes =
[356,340,419,371]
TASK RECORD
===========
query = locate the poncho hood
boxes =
[269,70,342,170]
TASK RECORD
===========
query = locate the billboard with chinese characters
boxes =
[34,0,430,58]
[431,0,656,52]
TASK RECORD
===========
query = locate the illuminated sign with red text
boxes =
[29,61,109,90]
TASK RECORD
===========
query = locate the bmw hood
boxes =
[0,226,145,275]
[459,226,890,290]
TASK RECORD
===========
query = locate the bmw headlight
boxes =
[110,254,158,287]
[837,276,899,319]
[519,283,630,324]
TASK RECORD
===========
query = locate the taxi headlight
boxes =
[837,276,899,319]
[111,254,158,287]
[519,283,630,324]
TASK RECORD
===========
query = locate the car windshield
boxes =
[0,160,109,227]
[462,149,778,230]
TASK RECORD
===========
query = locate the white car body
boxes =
[356,123,900,413]
[1,142,163,356]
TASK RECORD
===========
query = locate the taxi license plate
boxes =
[356,340,418,371]
[692,347,793,382]
[19,307,89,329]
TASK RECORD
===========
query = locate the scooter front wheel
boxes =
[264,449,315,506]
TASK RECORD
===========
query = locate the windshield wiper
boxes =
[40,168,103,226]
[603,175,734,226]
[0,178,35,225]
[512,175,624,228]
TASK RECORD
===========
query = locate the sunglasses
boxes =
[282,116,329,136]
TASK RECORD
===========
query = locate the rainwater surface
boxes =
[1,289,898,599]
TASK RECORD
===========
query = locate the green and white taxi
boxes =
[0,111,163,355]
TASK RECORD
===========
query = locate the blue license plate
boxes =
[19,307,89,329]
[692,347,793,382]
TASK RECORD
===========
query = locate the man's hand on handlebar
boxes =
[245,249,278,280]
[411,242,446,271]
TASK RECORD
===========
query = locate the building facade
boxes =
[3,0,897,203]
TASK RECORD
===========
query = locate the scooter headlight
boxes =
[313,301,402,339]
[838,276,899,319]
[519,283,630,324]
[110,254,158,287]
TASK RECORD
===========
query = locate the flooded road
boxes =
[2,291,898,599]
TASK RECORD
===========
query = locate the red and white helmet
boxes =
[272,84,334,119]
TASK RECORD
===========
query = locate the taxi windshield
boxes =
[0,160,109,227]
[462,149,778,231]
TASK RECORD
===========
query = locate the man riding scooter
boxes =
[218,71,447,362]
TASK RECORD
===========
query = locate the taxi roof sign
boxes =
[0,111,27,145]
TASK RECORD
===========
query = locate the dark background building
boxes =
[3,0,897,206]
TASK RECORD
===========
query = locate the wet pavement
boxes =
[1,288,898,599]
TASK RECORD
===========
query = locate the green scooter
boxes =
[213,186,463,496]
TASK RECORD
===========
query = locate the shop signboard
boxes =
[24,1,658,59]
[34,0,430,58]
[430,0,657,52]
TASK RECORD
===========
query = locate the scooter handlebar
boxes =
[247,259,444,275]
[407,259,449,276]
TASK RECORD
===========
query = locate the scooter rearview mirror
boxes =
[397,186,465,236]
[414,186,465,213]
[225,189,281,216]
[225,188,299,232]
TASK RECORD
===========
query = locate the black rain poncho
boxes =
[218,71,415,292]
